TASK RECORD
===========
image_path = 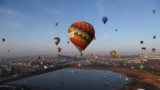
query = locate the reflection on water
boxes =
[8,68,130,90]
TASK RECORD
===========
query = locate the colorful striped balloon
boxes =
[68,21,95,56]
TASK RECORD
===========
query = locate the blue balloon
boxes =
[102,17,108,24]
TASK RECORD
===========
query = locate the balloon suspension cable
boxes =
[80,52,83,56]
[58,53,60,56]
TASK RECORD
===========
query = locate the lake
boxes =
[8,68,130,90]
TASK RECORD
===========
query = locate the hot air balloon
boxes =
[153,35,156,39]
[57,47,61,52]
[139,64,144,70]
[102,17,108,24]
[152,9,156,14]
[55,22,58,26]
[110,50,116,57]
[152,48,156,52]
[115,29,118,32]
[95,55,99,60]
[68,21,95,56]
[57,47,61,56]
[140,40,144,44]
[141,47,146,50]
[53,37,60,45]
[2,38,5,42]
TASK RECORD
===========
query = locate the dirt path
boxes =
[103,67,160,90]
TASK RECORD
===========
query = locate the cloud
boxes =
[41,5,66,18]
[1,20,24,29]
[96,0,105,16]
[30,0,66,18]
[0,8,28,30]
[0,8,26,18]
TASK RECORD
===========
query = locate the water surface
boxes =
[8,68,130,90]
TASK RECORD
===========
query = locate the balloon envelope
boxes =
[141,47,146,50]
[57,47,61,52]
[110,50,116,57]
[68,21,95,56]
[53,37,60,45]
[139,64,144,70]
[55,22,58,26]
[140,40,143,44]
[115,29,118,32]
[2,38,5,42]
[152,48,156,52]
[152,9,156,14]
[102,17,108,24]
[153,35,156,39]
[95,55,99,60]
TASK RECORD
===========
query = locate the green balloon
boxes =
[139,64,144,70]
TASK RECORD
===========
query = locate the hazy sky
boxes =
[0,0,160,57]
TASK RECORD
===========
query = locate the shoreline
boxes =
[77,65,160,90]
[0,65,71,84]
[1,65,160,90]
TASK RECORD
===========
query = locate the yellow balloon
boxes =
[110,50,116,57]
